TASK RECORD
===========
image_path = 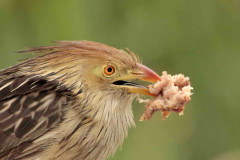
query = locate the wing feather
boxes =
[0,73,73,157]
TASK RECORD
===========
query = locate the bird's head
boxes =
[87,59,161,97]
[21,41,161,98]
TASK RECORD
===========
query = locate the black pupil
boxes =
[107,67,113,73]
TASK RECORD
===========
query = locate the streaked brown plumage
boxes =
[0,41,161,160]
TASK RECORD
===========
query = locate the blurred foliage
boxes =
[1,0,240,160]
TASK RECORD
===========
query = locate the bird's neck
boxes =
[38,91,136,160]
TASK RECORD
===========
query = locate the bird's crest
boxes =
[19,41,141,66]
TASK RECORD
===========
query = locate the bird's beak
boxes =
[112,63,161,96]
[134,63,161,83]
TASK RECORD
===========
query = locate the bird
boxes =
[0,41,161,160]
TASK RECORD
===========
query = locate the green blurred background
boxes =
[1,0,240,160]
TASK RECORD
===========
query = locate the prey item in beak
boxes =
[113,63,161,96]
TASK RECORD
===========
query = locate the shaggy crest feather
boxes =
[19,41,140,68]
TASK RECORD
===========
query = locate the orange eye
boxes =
[104,65,115,76]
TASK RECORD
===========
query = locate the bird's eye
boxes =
[104,65,115,76]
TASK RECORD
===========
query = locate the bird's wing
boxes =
[0,74,72,155]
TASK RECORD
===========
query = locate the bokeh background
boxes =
[1,0,240,160]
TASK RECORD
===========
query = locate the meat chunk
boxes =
[139,71,193,120]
